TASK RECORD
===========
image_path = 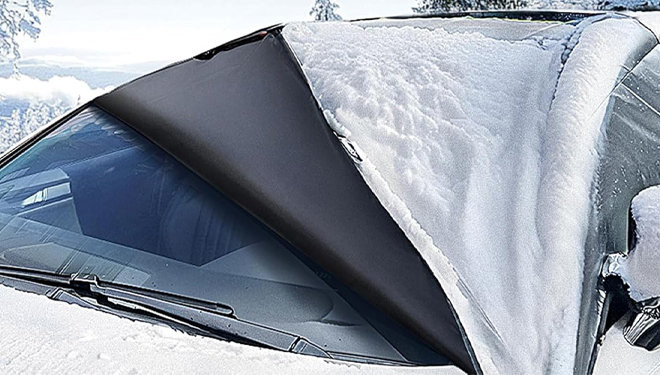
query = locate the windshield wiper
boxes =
[0,264,330,358]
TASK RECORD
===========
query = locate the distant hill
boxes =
[0,59,169,89]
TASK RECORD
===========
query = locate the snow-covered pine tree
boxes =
[310,0,342,21]
[0,101,65,152]
[0,0,52,62]
[413,0,525,12]
[596,0,660,10]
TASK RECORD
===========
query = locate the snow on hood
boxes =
[283,15,656,374]
[0,285,462,375]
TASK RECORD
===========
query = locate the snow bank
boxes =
[0,285,462,375]
[620,186,660,301]
[283,15,650,374]
[0,74,110,107]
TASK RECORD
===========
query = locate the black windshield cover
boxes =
[94,30,475,372]
[0,105,454,365]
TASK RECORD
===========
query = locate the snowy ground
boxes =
[283,14,659,374]
[0,284,462,375]
[593,316,660,374]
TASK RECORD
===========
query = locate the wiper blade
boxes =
[0,265,234,314]
[69,273,235,316]
[66,273,303,350]
[0,264,233,312]
[0,265,330,358]
[0,264,71,285]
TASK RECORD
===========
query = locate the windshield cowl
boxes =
[0,265,338,358]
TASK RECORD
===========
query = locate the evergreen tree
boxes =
[0,101,65,152]
[310,0,342,21]
[596,0,660,9]
[413,0,525,13]
[0,0,52,62]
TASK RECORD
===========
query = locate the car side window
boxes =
[0,105,451,366]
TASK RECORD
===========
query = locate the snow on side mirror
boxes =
[605,185,660,350]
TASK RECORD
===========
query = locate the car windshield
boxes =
[0,105,450,366]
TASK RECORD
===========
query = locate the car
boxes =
[2,10,660,375]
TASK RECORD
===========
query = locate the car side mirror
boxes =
[615,185,660,351]
[623,297,660,350]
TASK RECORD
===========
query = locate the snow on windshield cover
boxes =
[283,15,655,374]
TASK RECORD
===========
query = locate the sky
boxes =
[17,0,416,70]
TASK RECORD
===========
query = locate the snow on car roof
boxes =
[352,16,575,41]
